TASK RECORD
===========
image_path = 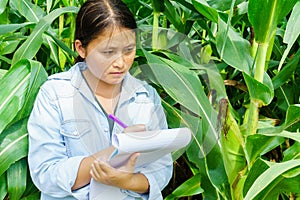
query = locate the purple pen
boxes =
[108,114,128,128]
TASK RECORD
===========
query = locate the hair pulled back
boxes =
[75,0,137,62]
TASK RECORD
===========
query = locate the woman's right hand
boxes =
[90,152,149,193]
[123,124,146,133]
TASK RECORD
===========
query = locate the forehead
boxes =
[93,27,136,48]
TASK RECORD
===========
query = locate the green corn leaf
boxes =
[163,0,185,32]
[248,0,298,43]
[9,0,45,22]
[47,0,53,14]
[205,0,245,12]
[284,104,300,132]
[7,158,27,200]
[0,69,7,79]
[0,60,31,134]
[0,173,7,200]
[0,22,34,35]
[0,59,47,134]
[165,174,203,199]
[243,72,274,106]
[142,49,216,123]
[44,34,60,66]
[0,119,28,177]
[278,1,300,71]
[161,51,227,100]
[11,6,78,65]
[243,159,269,198]
[216,18,253,74]
[192,0,218,22]
[283,142,300,161]
[20,192,41,200]
[272,50,300,89]
[151,0,164,12]
[244,159,300,200]
[219,99,246,187]
[260,130,300,144]
[0,40,21,55]
[142,49,231,199]
[20,174,40,199]
[45,30,78,58]
[12,60,48,123]
[245,133,285,165]
[0,0,8,15]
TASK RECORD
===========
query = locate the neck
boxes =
[82,69,121,99]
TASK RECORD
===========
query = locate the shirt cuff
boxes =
[56,156,87,198]
[121,172,163,200]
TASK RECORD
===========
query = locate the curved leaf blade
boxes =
[0,60,31,134]
[206,0,245,12]
[11,6,79,65]
[0,173,7,199]
[0,119,28,177]
[243,72,274,106]
[248,0,298,42]
[219,99,246,186]
[9,0,45,22]
[0,22,34,35]
[278,1,300,71]
[0,0,8,15]
[7,158,27,200]
[284,104,300,132]
[216,18,253,74]
[192,0,218,22]
[165,174,203,199]
[244,159,300,200]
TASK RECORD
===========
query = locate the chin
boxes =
[107,79,123,85]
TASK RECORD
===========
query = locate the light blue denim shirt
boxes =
[27,62,173,200]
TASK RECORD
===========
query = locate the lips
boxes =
[110,72,123,75]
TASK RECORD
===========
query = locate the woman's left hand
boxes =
[90,152,145,190]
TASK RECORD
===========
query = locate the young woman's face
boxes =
[79,27,136,85]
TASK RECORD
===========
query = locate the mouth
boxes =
[110,71,124,75]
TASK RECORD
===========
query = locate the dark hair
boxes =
[75,0,137,62]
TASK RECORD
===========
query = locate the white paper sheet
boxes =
[109,127,192,168]
[89,127,192,200]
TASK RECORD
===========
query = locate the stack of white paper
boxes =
[89,127,192,200]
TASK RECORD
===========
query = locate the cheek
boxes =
[124,54,135,67]
[85,53,109,77]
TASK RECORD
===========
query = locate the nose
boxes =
[112,53,125,69]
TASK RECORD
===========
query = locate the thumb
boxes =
[123,124,146,133]
[124,152,140,171]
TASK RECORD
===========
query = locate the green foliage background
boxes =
[0,0,299,199]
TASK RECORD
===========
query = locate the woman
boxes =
[27,0,173,199]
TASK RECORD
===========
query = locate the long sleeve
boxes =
[27,87,88,199]
[121,85,173,200]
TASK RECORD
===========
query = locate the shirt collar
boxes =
[70,62,150,104]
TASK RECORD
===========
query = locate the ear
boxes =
[75,39,86,59]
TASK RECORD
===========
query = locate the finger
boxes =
[123,124,145,133]
[123,152,140,172]
[97,160,115,174]
[90,162,101,180]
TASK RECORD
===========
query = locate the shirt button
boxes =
[73,132,79,136]
[104,128,109,132]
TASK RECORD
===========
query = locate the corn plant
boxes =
[0,0,78,199]
[1,0,300,199]
[131,0,300,199]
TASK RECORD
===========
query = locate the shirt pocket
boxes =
[127,93,155,125]
[60,119,91,157]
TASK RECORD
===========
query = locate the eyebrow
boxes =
[103,43,136,49]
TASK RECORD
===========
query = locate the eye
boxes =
[102,50,114,55]
[124,46,135,54]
